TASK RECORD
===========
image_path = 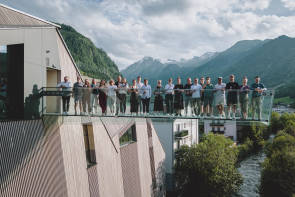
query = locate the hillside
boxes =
[58,24,120,80]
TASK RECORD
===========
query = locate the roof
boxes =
[0,3,60,28]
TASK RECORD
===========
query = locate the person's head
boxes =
[122,78,127,84]
[187,77,192,84]
[242,77,248,85]
[144,79,148,85]
[76,76,81,82]
[200,77,205,84]
[92,79,96,84]
[218,77,222,84]
[177,77,181,84]
[85,79,90,86]
[100,79,105,86]
[206,77,211,84]
[137,76,141,82]
[255,76,260,83]
[168,78,173,84]
[194,78,199,84]
[109,79,114,85]
[132,79,136,85]
[230,74,235,82]
[157,80,162,86]
[64,76,69,82]
[117,75,122,82]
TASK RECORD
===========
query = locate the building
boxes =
[204,119,237,141]
[0,4,165,197]
[152,118,199,191]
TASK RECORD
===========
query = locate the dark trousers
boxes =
[142,98,150,113]
[120,94,127,113]
[165,94,173,114]
[62,96,70,112]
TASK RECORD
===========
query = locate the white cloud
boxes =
[3,0,295,70]
[281,0,295,10]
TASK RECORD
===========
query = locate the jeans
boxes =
[191,98,201,115]
[108,96,116,114]
[119,94,127,113]
[184,95,192,114]
[165,94,173,114]
[142,98,150,113]
[137,95,142,112]
[62,96,70,112]
[91,94,99,113]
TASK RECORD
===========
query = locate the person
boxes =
[115,76,122,115]
[203,77,214,117]
[98,80,107,115]
[57,76,71,115]
[91,79,99,114]
[214,77,226,118]
[226,74,240,119]
[107,79,117,115]
[174,77,184,116]
[165,78,174,114]
[199,77,205,116]
[118,78,129,114]
[239,77,250,119]
[140,79,152,114]
[129,79,139,115]
[153,80,164,113]
[73,77,83,115]
[82,79,92,115]
[250,76,266,120]
[136,76,143,113]
[184,77,193,116]
[191,78,202,116]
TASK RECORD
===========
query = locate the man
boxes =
[115,75,122,115]
[199,77,205,116]
[165,78,174,114]
[226,74,239,119]
[251,76,266,120]
[214,77,226,118]
[191,78,202,116]
[240,77,250,119]
[203,77,214,117]
[73,77,83,115]
[184,77,193,116]
[136,76,143,114]
[57,76,72,115]
[118,78,129,114]
[140,79,152,114]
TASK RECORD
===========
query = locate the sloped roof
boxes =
[0,3,60,28]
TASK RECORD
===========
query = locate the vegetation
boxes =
[260,112,295,197]
[174,133,243,197]
[175,130,189,138]
[58,23,120,80]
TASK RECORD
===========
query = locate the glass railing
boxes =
[38,86,274,122]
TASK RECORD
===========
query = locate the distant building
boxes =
[152,118,199,191]
[204,119,237,141]
[0,4,165,197]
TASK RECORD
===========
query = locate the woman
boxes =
[98,80,107,115]
[153,80,164,113]
[174,77,184,116]
[91,79,99,114]
[107,80,117,115]
[129,79,138,115]
[82,79,92,114]
[239,77,250,119]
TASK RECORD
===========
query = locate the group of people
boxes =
[57,74,266,120]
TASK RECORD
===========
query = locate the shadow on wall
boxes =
[24,84,41,119]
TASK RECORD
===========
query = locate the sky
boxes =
[2,0,295,70]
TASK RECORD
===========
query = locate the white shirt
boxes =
[140,84,152,99]
[191,84,202,98]
[165,83,174,94]
[107,85,117,97]
[136,82,143,96]
[215,83,226,97]
[118,83,129,94]
[57,81,71,88]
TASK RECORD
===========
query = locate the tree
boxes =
[174,133,243,197]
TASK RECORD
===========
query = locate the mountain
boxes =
[122,35,295,88]
[58,24,120,80]
[176,52,219,68]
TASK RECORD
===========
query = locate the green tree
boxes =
[174,133,243,197]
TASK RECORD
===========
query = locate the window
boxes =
[120,124,137,146]
[83,124,96,167]
[176,124,180,131]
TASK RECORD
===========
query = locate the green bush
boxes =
[174,133,243,197]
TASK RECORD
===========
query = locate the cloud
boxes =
[281,0,295,10]
[2,0,295,70]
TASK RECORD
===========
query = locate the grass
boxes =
[273,96,294,105]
